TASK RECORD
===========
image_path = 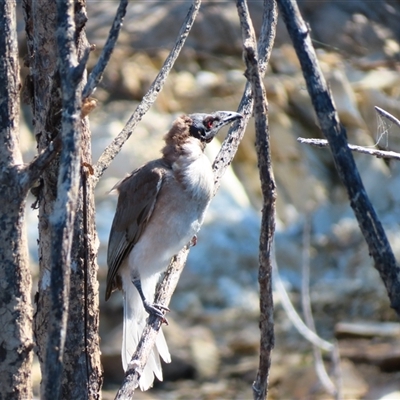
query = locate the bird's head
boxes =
[188,111,243,143]
[162,111,243,160]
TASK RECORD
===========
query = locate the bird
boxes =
[105,110,242,390]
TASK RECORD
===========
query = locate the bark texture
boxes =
[23,0,102,398]
[278,0,400,316]
[237,1,277,399]
[0,1,33,398]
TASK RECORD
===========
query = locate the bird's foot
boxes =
[143,300,170,325]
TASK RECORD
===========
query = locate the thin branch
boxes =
[273,251,334,352]
[213,0,276,191]
[277,0,400,317]
[115,248,189,398]
[298,137,400,161]
[20,134,62,192]
[115,0,278,395]
[112,1,201,395]
[331,343,343,400]
[92,0,201,184]
[236,0,278,399]
[375,106,400,129]
[43,0,85,397]
[82,0,128,99]
[301,217,339,398]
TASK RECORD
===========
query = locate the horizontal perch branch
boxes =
[298,137,400,161]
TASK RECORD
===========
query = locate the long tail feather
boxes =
[122,274,171,390]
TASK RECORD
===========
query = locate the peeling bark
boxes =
[23,0,102,397]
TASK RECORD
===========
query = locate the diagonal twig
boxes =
[272,253,334,352]
[114,248,189,399]
[82,0,128,99]
[375,106,400,129]
[115,0,278,396]
[301,217,340,398]
[20,134,62,193]
[277,0,400,317]
[213,0,276,192]
[113,1,201,396]
[92,0,201,185]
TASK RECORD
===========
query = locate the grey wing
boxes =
[105,161,166,300]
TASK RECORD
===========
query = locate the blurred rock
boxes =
[340,358,369,399]
[339,338,400,372]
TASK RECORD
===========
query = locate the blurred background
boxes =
[19,1,400,398]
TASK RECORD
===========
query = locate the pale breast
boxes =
[172,140,214,204]
[128,139,214,280]
[129,164,212,280]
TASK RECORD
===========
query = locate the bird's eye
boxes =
[204,118,214,130]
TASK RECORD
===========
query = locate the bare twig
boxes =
[115,248,189,399]
[20,134,62,192]
[301,218,339,398]
[236,0,277,399]
[278,0,400,316]
[82,0,128,99]
[375,106,400,129]
[43,1,85,397]
[115,0,278,395]
[213,0,276,191]
[112,1,201,395]
[273,253,334,352]
[274,242,346,399]
[298,137,400,161]
[92,0,201,184]
[331,343,343,399]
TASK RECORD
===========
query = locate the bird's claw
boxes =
[144,301,170,325]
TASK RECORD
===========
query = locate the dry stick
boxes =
[272,255,334,351]
[115,0,276,395]
[116,0,278,395]
[82,0,128,99]
[43,0,86,398]
[375,106,400,129]
[19,0,127,190]
[277,0,400,317]
[113,1,201,397]
[114,248,189,399]
[21,134,62,192]
[213,0,276,189]
[93,0,201,185]
[298,137,400,161]
[301,218,339,398]
[236,0,277,399]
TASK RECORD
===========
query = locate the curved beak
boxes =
[205,111,242,142]
[213,111,243,130]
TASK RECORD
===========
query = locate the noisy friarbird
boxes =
[106,111,242,390]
